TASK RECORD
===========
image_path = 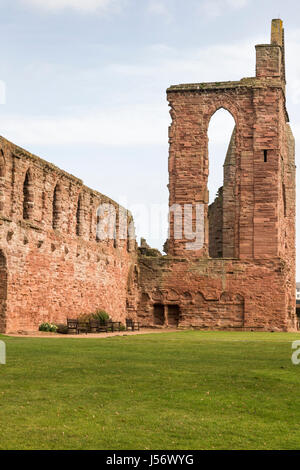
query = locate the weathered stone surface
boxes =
[208,187,223,258]
[0,136,138,333]
[137,256,294,331]
[0,19,295,333]
[137,19,296,331]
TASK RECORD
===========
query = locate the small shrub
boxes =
[119,324,126,331]
[93,309,110,323]
[39,322,58,333]
[76,310,111,324]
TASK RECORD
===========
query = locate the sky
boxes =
[0,0,299,276]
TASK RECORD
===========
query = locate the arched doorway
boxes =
[167,305,180,327]
[207,108,236,258]
[153,304,164,325]
[0,251,7,333]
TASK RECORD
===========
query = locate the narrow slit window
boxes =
[282,182,287,217]
[52,184,60,230]
[263,150,268,162]
[23,170,33,220]
[0,150,5,178]
[76,195,82,236]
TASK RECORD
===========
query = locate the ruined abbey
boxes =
[0,19,296,333]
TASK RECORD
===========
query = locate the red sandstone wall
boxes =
[167,80,289,260]
[222,128,236,258]
[0,20,295,333]
[208,127,237,259]
[137,20,296,332]
[0,137,138,333]
[167,82,255,258]
[208,188,223,258]
[137,255,292,331]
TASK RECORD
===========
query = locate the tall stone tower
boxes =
[137,20,296,331]
[167,19,293,262]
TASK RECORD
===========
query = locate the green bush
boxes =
[39,322,58,333]
[77,310,110,323]
[93,309,110,323]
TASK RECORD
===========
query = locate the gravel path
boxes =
[3,328,179,339]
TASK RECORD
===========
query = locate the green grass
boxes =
[1,330,300,450]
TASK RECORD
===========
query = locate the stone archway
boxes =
[0,251,7,333]
[167,305,180,327]
[207,108,237,258]
[52,182,63,230]
[153,304,165,325]
[23,168,34,220]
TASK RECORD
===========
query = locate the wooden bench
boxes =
[111,321,122,332]
[126,318,140,331]
[77,320,89,334]
[99,320,121,332]
[98,320,109,333]
[67,318,124,334]
[89,319,100,333]
[67,318,78,334]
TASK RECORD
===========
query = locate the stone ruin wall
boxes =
[0,136,138,333]
[208,187,223,259]
[0,19,296,333]
[137,256,292,331]
[208,128,237,259]
[136,19,297,331]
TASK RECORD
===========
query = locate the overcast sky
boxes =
[0,0,299,276]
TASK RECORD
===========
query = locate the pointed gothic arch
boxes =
[207,108,237,258]
[0,150,5,178]
[76,192,83,236]
[0,250,7,333]
[52,183,63,230]
[23,169,34,220]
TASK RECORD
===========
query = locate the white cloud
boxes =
[0,80,6,105]
[0,104,168,147]
[285,29,300,105]
[226,0,248,8]
[0,38,258,148]
[147,1,172,22]
[3,28,300,152]
[106,40,256,85]
[20,0,123,13]
[199,0,249,18]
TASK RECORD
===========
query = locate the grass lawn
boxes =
[0,330,300,450]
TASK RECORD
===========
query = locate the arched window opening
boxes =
[0,250,7,333]
[52,184,62,230]
[282,182,287,217]
[23,169,34,220]
[0,151,6,213]
[127,219,135,253]
[207,108,236,259]
[0,150,5,178]
[96,213,100,241]
[167,305,180,327]
[153,304,165,326]
[96,203,116,243]
[113,225,117,248]
[76,193,83,236]
[89,208,93,240]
